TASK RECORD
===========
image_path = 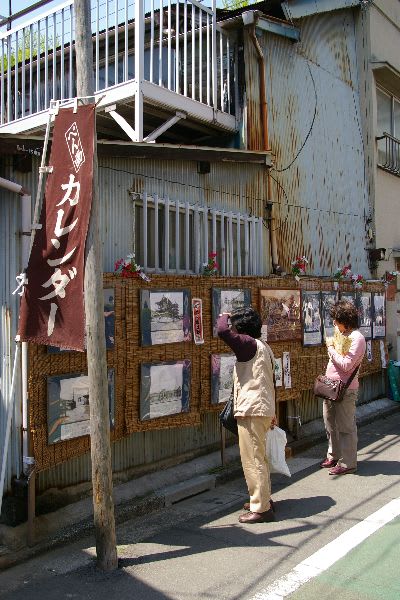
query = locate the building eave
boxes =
[371,60,400,99]
[97,140,273,166]
[282,0,361,20]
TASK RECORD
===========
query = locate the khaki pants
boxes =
[237,416,273,513]
[323,388,358,470]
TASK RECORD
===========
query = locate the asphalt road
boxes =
[0,410,399,600]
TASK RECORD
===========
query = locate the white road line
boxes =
[249,497,400,600]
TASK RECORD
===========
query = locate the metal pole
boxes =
[74,0,118,571]
[20,191,36,546]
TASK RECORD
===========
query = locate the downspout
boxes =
[243,12,279,272]
[0,177,31,520]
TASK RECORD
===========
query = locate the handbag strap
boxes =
[342,363,361,391]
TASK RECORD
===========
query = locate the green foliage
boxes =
[222,0,258,9]
[2,31,60,71]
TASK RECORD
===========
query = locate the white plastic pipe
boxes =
[21,194,32,270]
[20,194,32,475]
[21,342,29,474]
[0,176,23,195]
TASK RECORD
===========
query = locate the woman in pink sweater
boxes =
[320,301,366,475]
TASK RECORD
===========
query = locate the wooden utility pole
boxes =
[74,0,118,571]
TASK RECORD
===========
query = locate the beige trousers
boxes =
[323,388,358,470]
[237,416,273,513]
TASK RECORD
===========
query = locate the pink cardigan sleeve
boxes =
[327,333,366,373]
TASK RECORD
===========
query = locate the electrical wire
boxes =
[272,60,318,173]
[267,172,290,232]
[99,164,363,218]
[348,12,372,244]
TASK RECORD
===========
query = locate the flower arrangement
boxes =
[114,253,150,281]
[202,251,219,276]
[382,271,399,284]
[333,264,352,281]
[351,273,365,289]
[291,256,308,277]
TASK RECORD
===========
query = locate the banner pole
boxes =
[74,0,117,572]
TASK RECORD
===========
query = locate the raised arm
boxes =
[217,313,257,362]
[327,334,366,373]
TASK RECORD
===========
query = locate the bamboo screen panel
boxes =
[29,274,386,470]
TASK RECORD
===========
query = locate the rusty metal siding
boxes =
[283,1,361,22]
[244,9,370,276]
[98,155,271,272]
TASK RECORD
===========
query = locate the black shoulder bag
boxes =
[219,387,238,435]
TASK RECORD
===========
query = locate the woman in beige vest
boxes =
[217,307,276,524]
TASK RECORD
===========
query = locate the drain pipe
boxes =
[242,12,280,272]
[0,177,32,525]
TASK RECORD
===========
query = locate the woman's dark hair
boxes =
[329,300,359,330]
[230,307,262,338]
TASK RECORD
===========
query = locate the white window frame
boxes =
[132,192,266,276]
[377,86,400,139]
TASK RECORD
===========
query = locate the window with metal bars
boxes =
[376,86,400,175]
[133,192,266,276]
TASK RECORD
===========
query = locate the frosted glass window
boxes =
[376,88,399,167]
[377,88,391,136]
[394,99,400,140]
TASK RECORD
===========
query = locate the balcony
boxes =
[377,132,400,176]
[0,0,238,142]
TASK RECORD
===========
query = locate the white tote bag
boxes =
[266,426,291,477]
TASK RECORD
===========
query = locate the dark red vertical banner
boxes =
[18,105,95,351]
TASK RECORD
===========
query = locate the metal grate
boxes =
[132,192,266,276]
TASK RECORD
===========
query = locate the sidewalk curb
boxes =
[0,468,241,572]
[0,399,398,572]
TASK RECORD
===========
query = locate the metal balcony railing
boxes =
[377,132,400,176]
[0,0,237,133]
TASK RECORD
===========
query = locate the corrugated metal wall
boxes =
[0,155,40,494]
[4,155,271,271]
[38,156,272,491]
[0,188,21,494]
[97,155,271,272]
[37,412,223,494]
[1,39,382,496]
[244,9,370,276]
[2,154,270,494]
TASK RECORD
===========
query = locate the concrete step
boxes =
[159,474,216,507]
